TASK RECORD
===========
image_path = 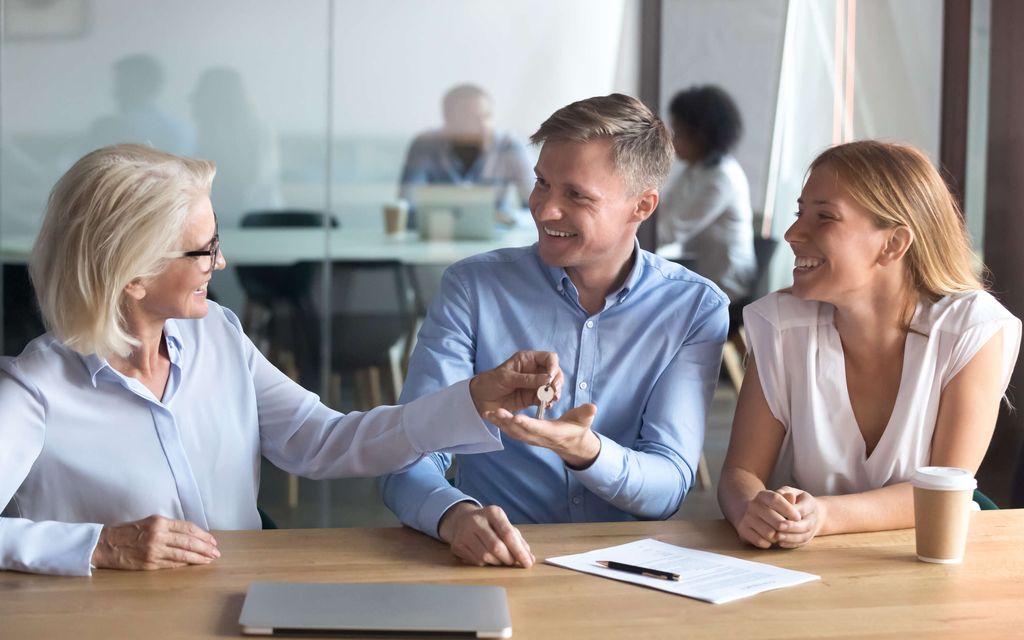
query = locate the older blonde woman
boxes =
[719,140,1021,548]
[0,144,564,576]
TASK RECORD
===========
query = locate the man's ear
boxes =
[632,189,659,223]
[879,226,914,266]
[124,279,147,302]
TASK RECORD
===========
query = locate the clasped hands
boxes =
[737,486,827,549]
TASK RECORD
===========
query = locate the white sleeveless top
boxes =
[744,290,1021,496]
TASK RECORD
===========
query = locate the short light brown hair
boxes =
[30,144,216,358]
[530,93,673,195]
[810,140,983,298]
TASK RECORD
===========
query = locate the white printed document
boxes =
[546,538,819,604]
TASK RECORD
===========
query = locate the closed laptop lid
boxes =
[239,582,512,638]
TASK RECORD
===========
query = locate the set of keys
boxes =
[535,383,554,419]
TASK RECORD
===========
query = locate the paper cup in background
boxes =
[383,200,409,235]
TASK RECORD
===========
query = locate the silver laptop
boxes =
[414,185,501,240]
[239,582,512,638]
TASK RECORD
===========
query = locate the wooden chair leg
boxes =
[353,370,368,410]
[722,329,748,392]
[697,452,713,490]
[287,473,299,509]
[278,350,299,382]
[722,342,745,392]
[366,366,383,408]
[387,356,403,405]
[329,373,342,408]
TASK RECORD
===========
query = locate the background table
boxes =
[3,511,1022,639]
[1,226,539,266]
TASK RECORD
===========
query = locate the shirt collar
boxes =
[78,319,186,387]
[536,237,645,307]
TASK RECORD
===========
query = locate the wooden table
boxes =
[3,511,1022,639]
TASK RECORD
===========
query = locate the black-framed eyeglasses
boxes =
[168,215,221,273]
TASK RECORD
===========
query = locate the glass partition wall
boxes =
[661,0,944,294]
[0,0,641,526]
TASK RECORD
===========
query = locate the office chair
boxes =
[974,489,999,511]
[721,236,779,392]
[236,209,338,508]
[236,210,338,387]
[2,265,45,356]
[324,260,419,410]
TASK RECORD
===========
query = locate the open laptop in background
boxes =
[239,582,513,638]
[413,184,503,241]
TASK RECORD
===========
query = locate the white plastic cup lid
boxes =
[911,466,977,491]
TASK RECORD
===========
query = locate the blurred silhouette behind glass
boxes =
[191,68,283,228]
[89,54,195,156]
[656,85,756,302]
[398,84,533,226]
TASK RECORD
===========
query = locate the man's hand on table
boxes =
[437,502,535,568]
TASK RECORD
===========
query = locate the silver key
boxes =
[535,383,554,419]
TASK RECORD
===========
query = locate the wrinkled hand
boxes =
[438,502,534,568]
[484,404,599,469]
[736,489,803,549]
[91,515,220,570]
[773,486,826,548]
[469,351,563,415]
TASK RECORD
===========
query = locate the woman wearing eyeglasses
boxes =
[0,144,565,576]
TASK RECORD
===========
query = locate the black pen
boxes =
[596,560,680,581]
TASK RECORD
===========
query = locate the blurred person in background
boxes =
[399,84,534,224]
[89,54,194,157]
[656,85,755,302]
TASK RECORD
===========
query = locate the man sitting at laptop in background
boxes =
[400,84,534,222]
[382,94,729,567]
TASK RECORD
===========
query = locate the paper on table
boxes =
[546,538,819,605]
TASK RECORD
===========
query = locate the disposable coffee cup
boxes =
[382,200,409,235]
[911,466,977,564]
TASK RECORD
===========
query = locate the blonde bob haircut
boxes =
[530,93,674,196]
[29,144,216,358]
[810,140,984,298]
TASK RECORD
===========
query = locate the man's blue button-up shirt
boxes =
[382,241,729,536]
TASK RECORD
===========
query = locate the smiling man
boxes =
[381,94,729,568]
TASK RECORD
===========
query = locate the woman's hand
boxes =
[772,486,827,548]
[469,351,563,415]
[736,489,803,549]
[91,515,220,570]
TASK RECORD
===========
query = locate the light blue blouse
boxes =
[0,303,500,576]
